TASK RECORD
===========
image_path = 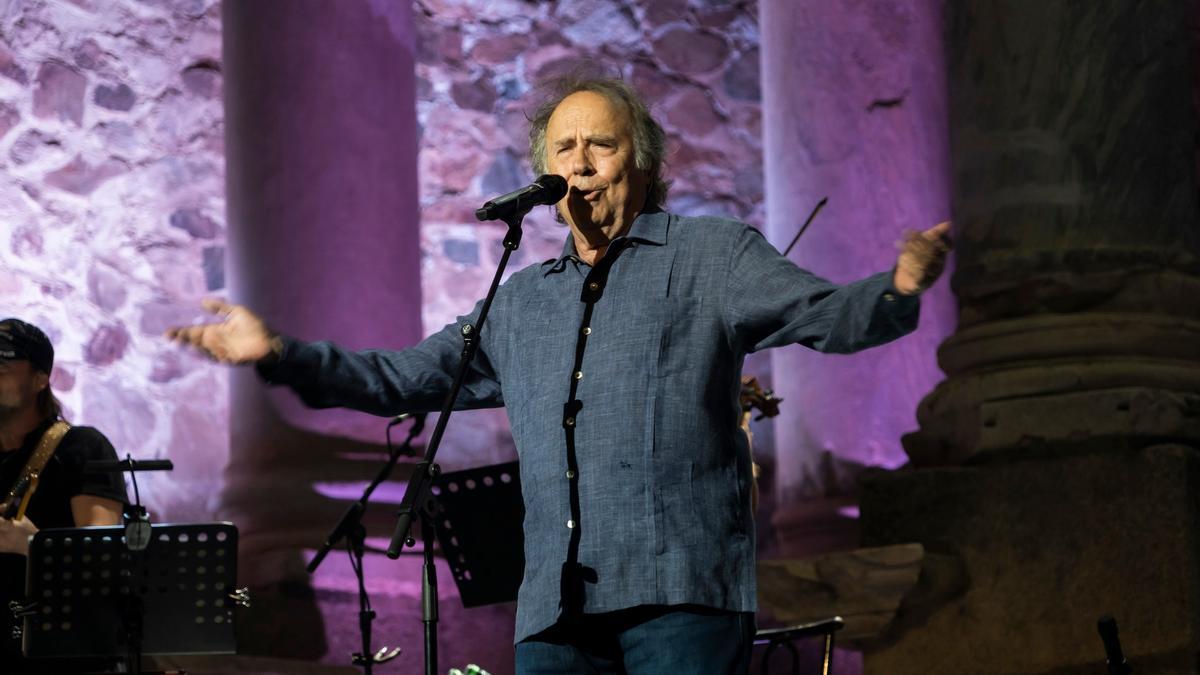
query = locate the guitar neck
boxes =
[3,473,38,520]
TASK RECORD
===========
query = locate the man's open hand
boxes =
[165,299,278,364]
[894,221,952,295]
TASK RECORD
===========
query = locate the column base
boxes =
[859,444,1200,674]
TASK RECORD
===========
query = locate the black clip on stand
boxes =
[307,413,427,673]
[384,176,564,675]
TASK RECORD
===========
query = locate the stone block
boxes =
[470,33,532,66]
[87,262,128,311]
[71,38,104,70]
[859,445,1200,674]
[181,62,222,98]
[84,323,130,366]
[652,26,730,75]
[44,154,127,195]
[169,207,219,239]
[664,85,724,137]
[641,0,689,28]
[723,47,760,101]
[9,129,63,166]
[758,544,950,642]
[0,46,28,84]
[93,82,136,111]
[33,61,87,125]
[0,102,18,141]
[450,75,498,112]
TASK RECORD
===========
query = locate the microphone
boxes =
[1097,616,1132,675]
[475,174,568,222]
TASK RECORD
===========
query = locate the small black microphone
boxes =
[1097,615,1132,675]
[475,174,568,222]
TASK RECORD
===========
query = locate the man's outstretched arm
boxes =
[166,299,503,416]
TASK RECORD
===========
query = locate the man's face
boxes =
[0,360,45,417]
[545,91,649,234]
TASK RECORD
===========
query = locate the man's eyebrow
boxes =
[586,134,618,144]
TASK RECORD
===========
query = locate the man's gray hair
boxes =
[528,76,670,213]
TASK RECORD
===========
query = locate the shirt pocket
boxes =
[656,295,713,378]
[653,460,703,553]
[503,301,577,402]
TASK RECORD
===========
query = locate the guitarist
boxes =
[0,318,127,671]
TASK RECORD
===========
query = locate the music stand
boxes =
[18,522,243,671]
[432,461,524,607]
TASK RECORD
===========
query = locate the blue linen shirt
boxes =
[260,211,920,643]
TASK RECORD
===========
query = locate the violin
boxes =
[738,376,781,514]
[739,375,782,421]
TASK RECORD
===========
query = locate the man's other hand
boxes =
[164,298,279,364]
[893,221,952,295]
[0,516,37,556]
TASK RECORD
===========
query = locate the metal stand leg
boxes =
[821,632,835,675]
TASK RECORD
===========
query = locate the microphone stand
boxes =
[385,204,529,675]
[83,455,175,675]
[307,414,426,674]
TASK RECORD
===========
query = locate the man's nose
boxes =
[569,147,593,175]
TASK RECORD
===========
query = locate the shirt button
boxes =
[581,327,592,336]
[566,469,576,479]
[587,281,601,292]
[573,370,583,380]
[567,519,576,529]
[883,293,895,302]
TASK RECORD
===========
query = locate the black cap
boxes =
[0,318,55,374]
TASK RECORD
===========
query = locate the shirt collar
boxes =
[542,210,670,275]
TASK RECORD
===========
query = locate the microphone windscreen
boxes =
[535,174,568,202]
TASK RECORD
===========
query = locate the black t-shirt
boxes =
[1,419,128,670]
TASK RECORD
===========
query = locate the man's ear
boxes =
[32,371,50,394]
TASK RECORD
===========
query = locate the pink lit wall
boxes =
[762,0,955,502]
[0,0,225,522]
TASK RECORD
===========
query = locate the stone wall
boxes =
[0,0,225,521]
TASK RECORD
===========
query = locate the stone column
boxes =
[760,0,955,557]
[902,1,1200,465]
[862,3,1200,673]
[220,0,422,660]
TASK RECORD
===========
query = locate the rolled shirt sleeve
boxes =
[723,225,920,354]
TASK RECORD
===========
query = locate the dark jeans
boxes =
[515,605,756,674]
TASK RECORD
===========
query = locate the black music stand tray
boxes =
[432,460,524,607]
[18,522,242,668]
